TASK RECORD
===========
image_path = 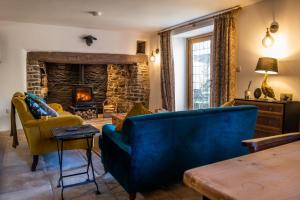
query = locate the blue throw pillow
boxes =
[25,96,48,119]
[25,92,46,103]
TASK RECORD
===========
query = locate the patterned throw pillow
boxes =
[25,94,59,119]
[115,103,152,132]
[25,96,49,119]
[34,99,59,117]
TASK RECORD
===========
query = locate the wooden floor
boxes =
[0,119,201,200]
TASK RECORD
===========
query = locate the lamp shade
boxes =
[255,57,278,74]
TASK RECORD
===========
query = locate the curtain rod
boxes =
[158,5,241,34]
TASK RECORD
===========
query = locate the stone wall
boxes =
[46,63,79,109]
[106,63,150,112]
[27,60,42,96]
[84,64,107,111]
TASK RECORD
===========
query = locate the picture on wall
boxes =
[136,41,146,54]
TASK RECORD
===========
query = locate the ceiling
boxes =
[0,0,262,33]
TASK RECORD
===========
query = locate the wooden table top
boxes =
[184,141,300,200]
[52,124,99,139]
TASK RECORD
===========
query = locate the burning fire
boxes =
[76,91,92,101]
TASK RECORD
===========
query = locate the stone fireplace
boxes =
[27,52,150,116]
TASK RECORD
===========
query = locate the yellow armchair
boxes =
[12,92,89,171]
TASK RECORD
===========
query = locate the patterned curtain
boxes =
[211,10,240,107]
[160,31,175,111]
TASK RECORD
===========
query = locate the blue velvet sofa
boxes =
[99,105,258,199]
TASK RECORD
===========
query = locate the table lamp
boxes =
[255,57,278,100]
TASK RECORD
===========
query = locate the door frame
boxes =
[187,33,212,110]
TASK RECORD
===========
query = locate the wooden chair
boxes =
[242,132,300,153]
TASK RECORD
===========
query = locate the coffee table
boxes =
[52,124,101,200]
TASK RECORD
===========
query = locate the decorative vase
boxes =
[244,90,251,100]
[254,88,262,99]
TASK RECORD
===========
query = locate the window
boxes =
[188,35,212,110]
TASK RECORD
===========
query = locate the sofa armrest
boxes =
[23,115,84,139]
[102,124,131,154]
[48,103,64,112]
[24,115,83,128]
[242,132,300,152]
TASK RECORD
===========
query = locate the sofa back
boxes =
[122,105,257,189]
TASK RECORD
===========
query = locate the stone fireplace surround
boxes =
[27,52,150,113]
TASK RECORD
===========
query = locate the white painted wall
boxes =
[0,21,161,131]
[172,37,188,111]
[237,0,300,100]
[148,34,162,111]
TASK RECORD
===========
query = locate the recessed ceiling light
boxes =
[89,11,102,16]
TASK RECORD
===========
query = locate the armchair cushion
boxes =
[48,103,64,112]
[24,115,84,140]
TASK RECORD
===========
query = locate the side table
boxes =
[52,124,101,200]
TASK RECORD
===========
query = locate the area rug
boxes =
[42,150,88,171]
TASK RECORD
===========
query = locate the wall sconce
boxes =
[150,51,156,62]
[262,21,279,48]
[149,48,160,62]
[262,28,274,48]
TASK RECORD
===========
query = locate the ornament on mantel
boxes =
[82,35,97,46]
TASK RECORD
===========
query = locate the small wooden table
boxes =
[184,141,300,200]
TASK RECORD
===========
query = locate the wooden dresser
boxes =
[234,98,300,138]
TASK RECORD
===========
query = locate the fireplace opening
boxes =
[76,88,92,102]
[71,85,98,119]
[75,87,93,102]
[72,85,95,107]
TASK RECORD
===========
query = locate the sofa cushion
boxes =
[115,103,152,132]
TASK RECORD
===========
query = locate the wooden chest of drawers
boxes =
[234,98,300,138]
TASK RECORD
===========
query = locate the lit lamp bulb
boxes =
[262,28,274,48]
[150,51,156,62]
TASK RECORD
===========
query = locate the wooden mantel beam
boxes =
[27,52,149,64]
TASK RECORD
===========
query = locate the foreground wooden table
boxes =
[184,141,300,200]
